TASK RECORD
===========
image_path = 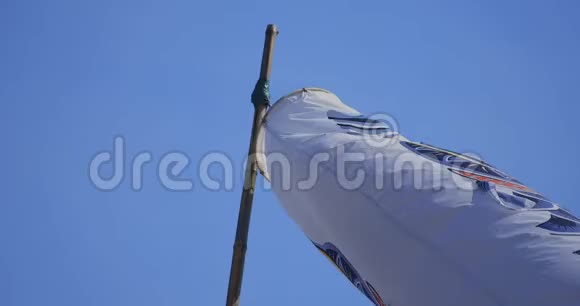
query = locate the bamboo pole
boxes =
[225,24,278,306]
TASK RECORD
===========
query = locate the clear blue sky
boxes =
[1,1,579,305]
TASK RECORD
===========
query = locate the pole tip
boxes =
[266,24,279,35]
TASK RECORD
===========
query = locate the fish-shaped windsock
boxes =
[257,88,580,306]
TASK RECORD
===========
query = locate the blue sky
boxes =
[1,1,579,305]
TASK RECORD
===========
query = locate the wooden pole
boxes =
[225,24,278,306]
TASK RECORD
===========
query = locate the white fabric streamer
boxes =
[258,88,580,306]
